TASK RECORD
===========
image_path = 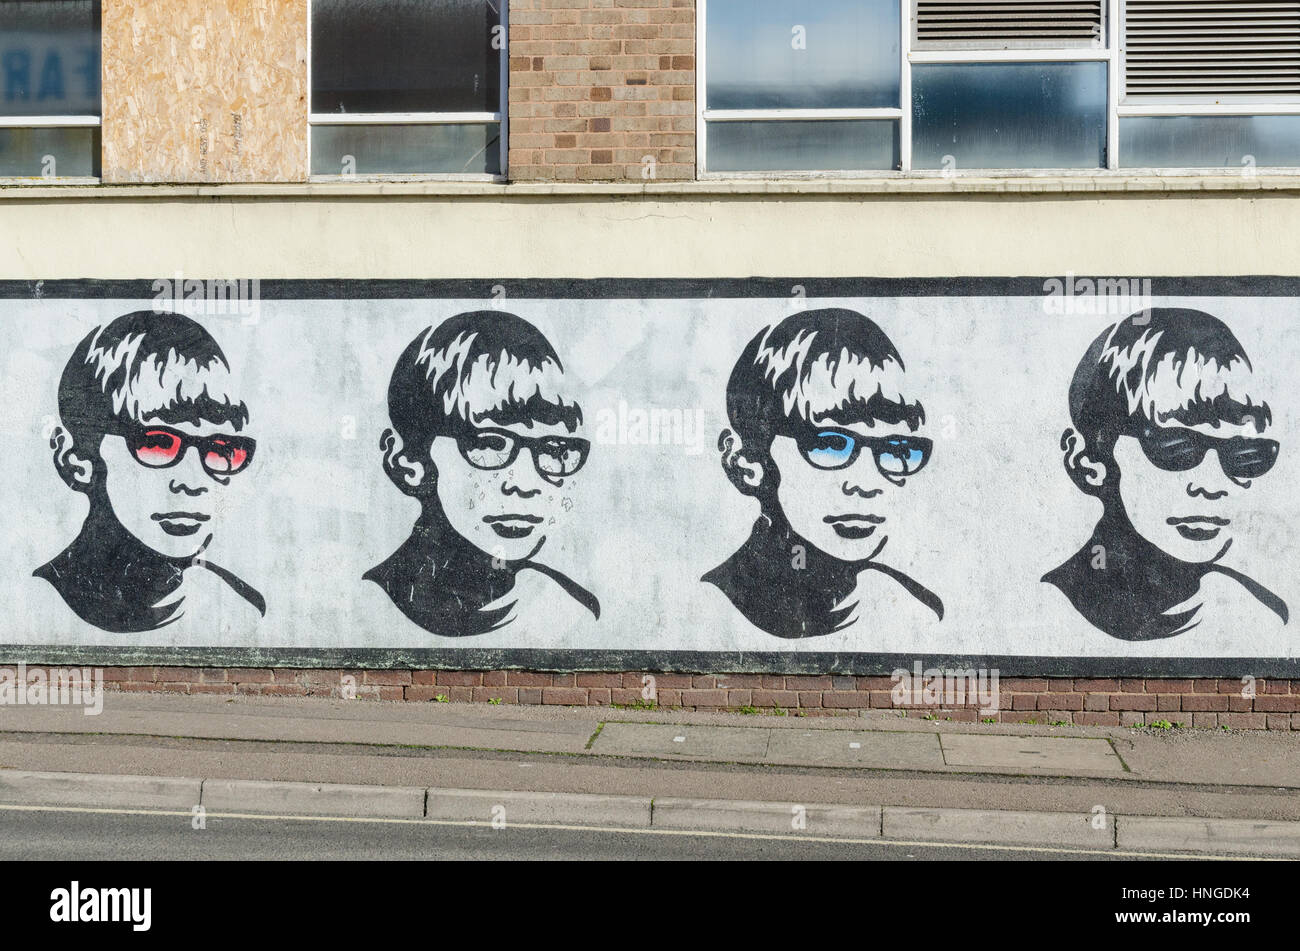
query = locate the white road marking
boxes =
[0,803,1271,860]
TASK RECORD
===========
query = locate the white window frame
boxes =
[307,0,508,182]
[698,0,1300,178]
[697,0,909,178]
[0,18,102,184]
[1115,0,1300,173]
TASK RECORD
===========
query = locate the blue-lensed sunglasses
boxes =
[794,427,933,478]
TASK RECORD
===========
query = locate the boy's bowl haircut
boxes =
[1067,308,1272,471]
[720,308,925,493]
[58,310,249,465]
[385,311,584,460]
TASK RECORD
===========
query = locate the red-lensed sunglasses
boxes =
[122,425,256,477]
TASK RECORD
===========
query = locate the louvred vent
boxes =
[1124,1,1300,98]
[915,0,1105,48]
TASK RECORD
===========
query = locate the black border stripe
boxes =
[5,276,1300,299]
[0,647,1292,678]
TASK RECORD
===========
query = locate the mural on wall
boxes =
[33,310,264,632]
[2,281,1296,671]
[364,312,601,636]
[1043,308,1288,640]
[703,308,943,638]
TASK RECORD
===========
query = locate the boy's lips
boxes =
[1168,515,1229,541]
[151,511,210,537]
[825,513,884,540]
[484,513,544,539]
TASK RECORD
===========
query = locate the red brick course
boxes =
[18,668,1278,730]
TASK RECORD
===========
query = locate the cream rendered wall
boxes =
[0,184,1298,279]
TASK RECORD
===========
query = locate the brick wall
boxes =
[508,0,695,181]
[70,669,1300,730]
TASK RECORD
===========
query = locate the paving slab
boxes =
[592,722,771,761]
[0,769,202,809]
[884,806,1116,849]
[940,734,1125,772]
[1116,816,1300,858]
[4,738,1298,822]
[0,700,599,754]
[424,788,651,828]
[201,778,425,817]
[653,798,881,837]
[765,729,945,769]
[1,693,1294,789]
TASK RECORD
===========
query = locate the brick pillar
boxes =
[508,0,695,182]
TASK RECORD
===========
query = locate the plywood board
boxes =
[102,0,307,183]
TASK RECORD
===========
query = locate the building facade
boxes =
[2,0,1299,727]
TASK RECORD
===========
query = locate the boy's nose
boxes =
[841,452,888,497]
[500,463,544,498]
[1186,454,1233,499]
[168,446,210,493]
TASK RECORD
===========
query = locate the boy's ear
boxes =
[1061,427,1108,495]
[380,428,434,496]
[50,426,95,492]
[719,429,766,497]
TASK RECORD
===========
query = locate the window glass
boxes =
[311,0,502,114]
[706,0,900,110]
[0,125,98,176]
[707,119,898,172]
[311,122,501,175]
[1121,116,1300,169]
[912,61,1107,169]
[0,0,101,117]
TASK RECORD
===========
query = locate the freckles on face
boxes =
[428,427,576,563]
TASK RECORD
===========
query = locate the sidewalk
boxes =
[0,694,1297,856]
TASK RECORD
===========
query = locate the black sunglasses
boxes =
[1128,422,1278,481]
[120,424,256,478]
[794,427,933,478]
[456,427,590,479]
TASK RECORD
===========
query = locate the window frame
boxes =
[0,5,102,185]
[306,0,508,182]
[697,0,1300,178]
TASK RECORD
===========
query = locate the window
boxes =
[702,0,903,172]
[309,0,506,178]
[0,0,101,181]
[1119,0,1300,169]
[699,0,1300,174]
[909,0,1110,172]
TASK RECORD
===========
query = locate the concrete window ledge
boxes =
[4,175,1300,200]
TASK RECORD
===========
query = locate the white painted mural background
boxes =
[1,292,1296,659]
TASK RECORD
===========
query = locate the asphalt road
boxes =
[0,807,1133,861]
